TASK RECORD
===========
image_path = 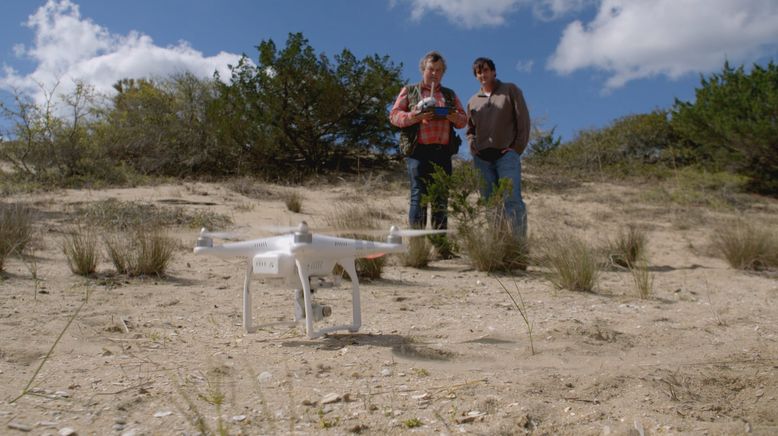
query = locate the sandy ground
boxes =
[1,175,777,435]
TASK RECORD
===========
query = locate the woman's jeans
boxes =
[473,150,527,239]
[406,146,452,229]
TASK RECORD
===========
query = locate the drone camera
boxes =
[196,235,213,248]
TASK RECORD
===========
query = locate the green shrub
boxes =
[671,61,778,194]
[426,164,527,272]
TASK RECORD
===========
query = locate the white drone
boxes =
[193,222,445,339]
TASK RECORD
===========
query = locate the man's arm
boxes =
[510,86,530,154]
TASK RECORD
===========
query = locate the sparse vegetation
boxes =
[63,226,99,276]
[494,275,535,355]
[712,219,778,270]
[75,198,232,230]
[0,202,34,272]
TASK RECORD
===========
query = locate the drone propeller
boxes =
[199,228,246,240]
[345,226,450,238]
[388,227,449,237]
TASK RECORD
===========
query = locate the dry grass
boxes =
[63,226,99,276]
[0,202,34,271]
[458,212,528,272]
[105,226,176,277]
[324,203,388,280]
[400,236,432,268]
[538,233,600,292]
[284,191,303,213]
[712,218,778,270]
[608,224,648,268]
[494,275,535,354]
[75,198,232,230]
[629,257,654,299]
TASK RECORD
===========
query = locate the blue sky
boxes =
[1,0,777,142]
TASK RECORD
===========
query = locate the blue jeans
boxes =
[473,150,527,239]
[406,146,452,229]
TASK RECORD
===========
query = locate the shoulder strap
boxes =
[405,82,422,108]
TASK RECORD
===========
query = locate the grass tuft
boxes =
[0,202,34,271]
[608,224,648,268]
[400,236,432,268]
[105,226,176,276]
[712,219,778,270]
[459,212,529,272]
[629,257,654,299]
[63,226,99,276]
[539,233,600,292]
[284,191,303,213]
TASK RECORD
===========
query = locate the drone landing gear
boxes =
[296,258,362,339]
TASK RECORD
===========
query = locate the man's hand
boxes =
[411,109,435,124]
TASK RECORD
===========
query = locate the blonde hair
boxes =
[419,51,447,73]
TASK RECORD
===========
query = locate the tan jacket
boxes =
[466,80,530,155]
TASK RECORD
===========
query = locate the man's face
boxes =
[475,65,496,88]
[422,60,445,86]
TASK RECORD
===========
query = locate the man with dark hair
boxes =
[390,51,467,239]
[466,57,531,240]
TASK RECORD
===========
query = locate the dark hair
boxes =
[472,57,496,76]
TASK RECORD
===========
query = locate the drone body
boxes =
[194,222,442,338]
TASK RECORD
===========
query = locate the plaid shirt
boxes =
[390,83,467,145]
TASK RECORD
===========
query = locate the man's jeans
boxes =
[406,147,452,229]
[473,150,527,239]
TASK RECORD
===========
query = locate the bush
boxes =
[427,164,528,272]
[0,203,34,271]
[672,61,778,194]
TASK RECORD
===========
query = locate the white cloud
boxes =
[0,0,244,104]
[394,0,590,28]
[547,0,778,90]
[515,59,534,73]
